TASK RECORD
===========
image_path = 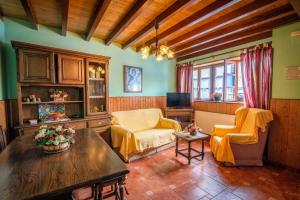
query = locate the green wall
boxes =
[1,17,176,99]
[272,22,300,99]
[0,20,5,100]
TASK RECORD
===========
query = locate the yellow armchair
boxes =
[210,107,273,166]
[111,108,181,161]
[211,125,239,137]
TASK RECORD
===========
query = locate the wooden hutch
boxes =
[11,41,112,144]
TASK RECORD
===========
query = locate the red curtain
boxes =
[176,62,193,94]
[240,43,273,109]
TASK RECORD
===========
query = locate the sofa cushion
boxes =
[111,108,162,132]
[133,129,175,151]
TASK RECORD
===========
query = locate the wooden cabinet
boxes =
[58,54,85,84]
[20,118,111,145]
[22,126,39,135]
[68,121,87,130]
[87,118,110,128]
[12,41,112,146]
[18,49,54,83]
[86,59,109,115]
[95,126,111,144]
[165,108,194,129]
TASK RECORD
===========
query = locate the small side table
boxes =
[174,132,209,164]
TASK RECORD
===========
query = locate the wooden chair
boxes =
[72,176,128,200]
[0,126,7,152]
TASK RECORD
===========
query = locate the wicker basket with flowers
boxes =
[34,125,75,154]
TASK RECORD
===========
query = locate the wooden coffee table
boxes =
[174,132,209,164]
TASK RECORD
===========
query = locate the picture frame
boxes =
[123,65,143,93]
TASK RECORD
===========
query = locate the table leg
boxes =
[188,141,191,164]
[175,136,178,157]
[95,185,102,200]
[201,139,204,160]
[119,178,125,200]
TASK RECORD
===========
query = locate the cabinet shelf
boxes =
[89,96,105,99]
[20,83,85,88]
[22,100,84,105]
[89,78,105,81]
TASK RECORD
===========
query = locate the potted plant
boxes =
[185,124,201,136]
[210,92,222,101]
[34,125,75,154]
[49,89,68,102]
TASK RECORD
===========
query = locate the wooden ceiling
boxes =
[1,0,300,61]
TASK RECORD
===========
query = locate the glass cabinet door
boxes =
[86,60,108,115]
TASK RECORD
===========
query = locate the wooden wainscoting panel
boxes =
[0,100,7,130]
[268,99,300,170]
[109,96,166,113]
[193,101,243,115]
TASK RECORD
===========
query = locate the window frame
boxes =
[224,60,239,102]
[192,58,244,102]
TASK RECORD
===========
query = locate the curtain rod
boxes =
[189,45,256,63]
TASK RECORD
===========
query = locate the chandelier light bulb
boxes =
[160,45,169,55]
[156,53,163,61]
[167,50,174,59]
[141,46,150,59]
[142,53,148,59]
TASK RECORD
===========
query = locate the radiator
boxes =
[194,111,235,135]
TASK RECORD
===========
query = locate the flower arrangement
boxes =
[210,92,222,101]
[34,125,75,153]
[49,89,68,102]
[185,124,201,136]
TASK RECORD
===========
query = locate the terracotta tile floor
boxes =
[121,141,300,200]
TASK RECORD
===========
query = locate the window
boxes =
[237,62,244,101]
[193,70,199,99]
[214,66,224,100]
[200,68,211,99]
[193,58,244,102]
[225,62,236,101]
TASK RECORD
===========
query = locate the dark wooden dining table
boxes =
[0,128,129,200]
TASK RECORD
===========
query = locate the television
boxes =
[167,92,191,108]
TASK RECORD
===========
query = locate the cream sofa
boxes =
[111,108,181,162]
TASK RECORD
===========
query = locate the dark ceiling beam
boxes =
[61,0,69,36]
[20,0,38,30]
[137,0,240,51]
[175,14,299,58]
[177,31,272,62]
[289,0,300,17]
[86,0,111,41]
[167,0,276,48]
[105,0,147,45]
[174,5,295,53]
[122,0,193,49]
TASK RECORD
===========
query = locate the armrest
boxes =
[111,125,133,148]
[111,125,132,136]
[157,118,182,132]
[226,133,254,144]
[211,125,239,137]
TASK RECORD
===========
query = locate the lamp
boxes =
[141,19,174,61]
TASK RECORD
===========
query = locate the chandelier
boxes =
[140,20,174,61]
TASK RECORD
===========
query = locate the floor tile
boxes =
[121,141,300,200]
[195,174,227,196]
[211,190,241,200]
[173,181,207,200]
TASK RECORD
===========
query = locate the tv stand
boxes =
[165,108,194,129]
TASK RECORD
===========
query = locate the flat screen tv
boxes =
[167,92,191,108]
